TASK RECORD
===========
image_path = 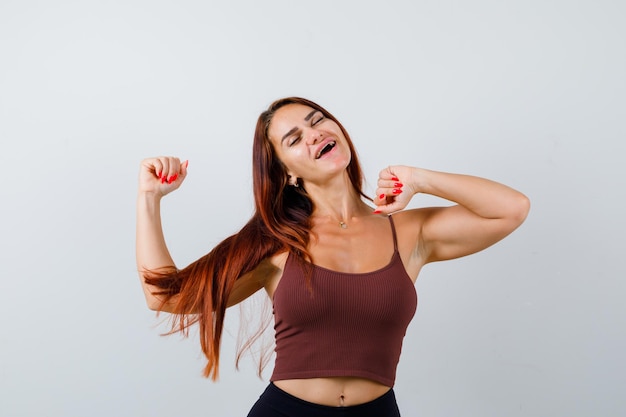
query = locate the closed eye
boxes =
[312,115,325,126]
[288,136,301,146]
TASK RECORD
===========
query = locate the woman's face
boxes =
[267,103,351,186]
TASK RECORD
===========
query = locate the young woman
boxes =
[136,97,530,416]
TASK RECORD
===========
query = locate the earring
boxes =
[288,175,300,188]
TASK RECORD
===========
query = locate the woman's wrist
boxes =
[137,191,163,214]
[138,189,163,200]
[407,167,431,194]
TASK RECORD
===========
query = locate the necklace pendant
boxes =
[339,221,347,229]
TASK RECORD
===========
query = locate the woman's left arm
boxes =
[375,166,531,263]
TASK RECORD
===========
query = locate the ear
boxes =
[287,174,299,187]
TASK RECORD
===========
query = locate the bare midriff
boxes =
[273,377,391,407]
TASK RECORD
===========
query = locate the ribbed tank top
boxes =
[271,216,418,387]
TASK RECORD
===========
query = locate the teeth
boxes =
[316,141,336,159]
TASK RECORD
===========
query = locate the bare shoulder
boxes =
[389,207,431,227]
[267,250,289,269]
[264,251,289,300]
[227,252,287,307]
[389,208,433,244]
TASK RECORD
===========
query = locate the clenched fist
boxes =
[138,156,189,197]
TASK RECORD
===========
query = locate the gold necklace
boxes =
[316,212,365,229]
[316,215,349,229]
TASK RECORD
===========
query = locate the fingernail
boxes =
[183,160,189,168]
[373,209,381,214]
[171,174,178,182]
[394,182,403,188]
[161,176,166,184]
[392,188,402,194]
[379,193,385,200]
[391,176,399,181]
[157,170,162,178]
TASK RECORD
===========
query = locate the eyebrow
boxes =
[304,109,318,121]
[280,109,320,144]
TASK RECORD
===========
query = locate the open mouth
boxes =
[315,141,336,159]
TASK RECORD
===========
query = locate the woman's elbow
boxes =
[510,193,531,227]
[143,291,174,313]
[146,298,163,312]
[145,295,163,312]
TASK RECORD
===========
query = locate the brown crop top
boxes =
[271,215,418,387]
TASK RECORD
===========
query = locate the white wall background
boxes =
[1,0,624,416]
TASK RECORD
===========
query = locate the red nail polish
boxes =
[394,182,403,188]
[171,174,178,182]
[373,209,381,214]
[391,176,399,181]
[392,188,402,194]
[161,176,166,184]
[379,193,385,200]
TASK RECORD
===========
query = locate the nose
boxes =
[305,128,323,145]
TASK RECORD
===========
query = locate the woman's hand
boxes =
[138,156,189,197]
[373,165,420,214]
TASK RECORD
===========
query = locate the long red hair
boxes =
[144,97,370,379]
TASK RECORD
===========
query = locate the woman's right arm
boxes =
[136,156,274,313]
[136,157,188,311]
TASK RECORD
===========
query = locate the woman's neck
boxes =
[305,175,372,226]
